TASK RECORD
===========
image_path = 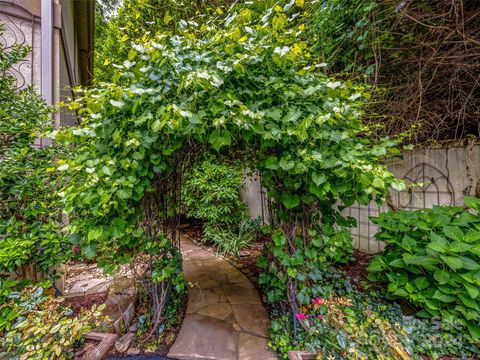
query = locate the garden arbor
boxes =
[60,6,402,331]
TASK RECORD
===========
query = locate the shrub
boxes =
[182,159,247,228]
[0,25,67,284]
[368,197,480,341]
[0,285,105,360]
[182,158,255,255]
[204,218,260,257]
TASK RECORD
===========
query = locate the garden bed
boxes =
[105,282,188,357]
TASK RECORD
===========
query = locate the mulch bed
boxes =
[63,291,108,317]
[338,249,373,287]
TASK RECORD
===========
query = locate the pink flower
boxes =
[312,298,326,306]
[296,313,308,320]
[317,315,324,320]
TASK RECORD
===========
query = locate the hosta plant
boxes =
[368,197,480,341]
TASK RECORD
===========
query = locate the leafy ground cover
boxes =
[256,238,480,359]
[0,285,104,359]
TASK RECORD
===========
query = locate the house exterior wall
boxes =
[0,0,90,126]
[241,141,480,253]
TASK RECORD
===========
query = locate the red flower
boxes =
[317,315,324,320]
[296,313,308,320]
[312,298,326,306]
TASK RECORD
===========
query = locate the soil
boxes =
[338,249,373,288]
[154,292,188,356]
[105,287,188,357]
[63,291,108,316]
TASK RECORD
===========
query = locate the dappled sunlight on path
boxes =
[168,236,277,360]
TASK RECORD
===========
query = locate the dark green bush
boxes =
[182,159,247,228]
[368,197,480,341]
[182,159,256,255]
[0,25,67,279]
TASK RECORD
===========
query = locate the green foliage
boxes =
[204,218,259,257]
[182,158,247,227]
[94,0,235,81]
[60,2,400,337]
[258,227,354,305]
[301,0,386,76]
[0,26,67,279]
[0,285,104,360]
[268,269,478,359]
[182,158,257,255]
[368,198,480,341]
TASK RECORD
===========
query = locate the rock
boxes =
[129,323,137,333]
[127,347,141,355]
[114,333,132,353]
[238,333,277,360]
[168,314,236,360]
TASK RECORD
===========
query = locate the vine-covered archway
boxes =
[59,4,402,335]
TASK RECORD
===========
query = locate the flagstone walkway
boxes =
[168,236,277,360]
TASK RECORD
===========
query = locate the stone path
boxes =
[168,236,277,360]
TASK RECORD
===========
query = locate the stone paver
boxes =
[168,236,277,360]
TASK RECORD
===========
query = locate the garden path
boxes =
[168,235,277,360]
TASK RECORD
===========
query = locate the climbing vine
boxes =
[59,2,403,333]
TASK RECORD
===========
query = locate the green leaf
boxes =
[265,157,278,170]
[388,259,405,268]
[279,158,295,171]
[459,294,480,310]
[464,196,480,211]
[427,232,447,253]
[448,241,472,253]
[414,276,429,290]
[209,129,232,152]
[467,323,480,340]
[433,269,450,285]
[432,290,456,303]
[401,235,417,252]
[439,255,463,270]
[368,256,385,272]
[403,255,438,268]
[282,194,300,209]
[272,232,287,246]
[464,283,479,299]
[87,228,103,241]
[312,172,326,186]
[151,119,162,132]
[82,244,97,259]
[443,225,463,242]
[459,256,480,271]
